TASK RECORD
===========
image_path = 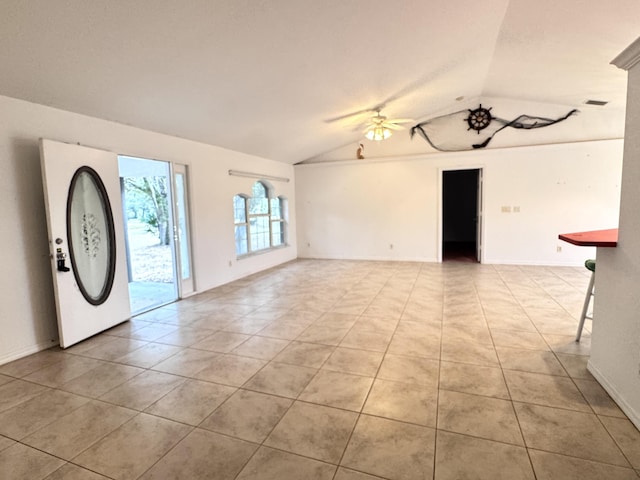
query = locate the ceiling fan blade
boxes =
[385,118,414,124]
[324,107,378,123]
[384,123,406,131]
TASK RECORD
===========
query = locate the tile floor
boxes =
[1,259,640,479]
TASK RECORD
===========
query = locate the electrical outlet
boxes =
[501,206,511,213]
[556,246,562,253]
[513,206,520,213]
[390,244,394,250]
[228,260,233,267]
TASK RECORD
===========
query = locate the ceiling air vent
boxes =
[584,99,608,106]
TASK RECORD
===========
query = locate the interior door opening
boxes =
[119,156,178,314]
[442,168,481,262]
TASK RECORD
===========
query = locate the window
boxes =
[233,194,248,256]
[234,182,287,257]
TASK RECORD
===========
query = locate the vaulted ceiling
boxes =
[1,0,638,164]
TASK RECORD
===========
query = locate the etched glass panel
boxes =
[67,167,116,305]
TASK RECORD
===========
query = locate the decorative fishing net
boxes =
[410,105,578,152]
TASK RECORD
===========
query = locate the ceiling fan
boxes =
[363,110,413,141]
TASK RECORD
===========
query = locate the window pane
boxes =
[249,182,268,214]
[270,198,281,219]
[250,215,270,251]
[271,220,283,246]
[233,195,246,223]
[235,225,248,255]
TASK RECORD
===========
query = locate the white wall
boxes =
[0,95,296,364]
[589,39,640,427]
[295,140,622,265]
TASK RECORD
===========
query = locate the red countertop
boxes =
[558,228,618,247]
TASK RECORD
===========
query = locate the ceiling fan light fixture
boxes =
[365,125,392,141]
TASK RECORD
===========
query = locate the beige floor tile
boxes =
[231,336,290,360]
[191,331,251,353]
[334,468,386,480]
[529,449,640,480]
[363,378,437,427]
[497,346,566,376]
[504,370,590,412]
[222,318,274,335]
[323,348,384,377]
[442,324,493,346]
[257,321,309,340]
[316,312,360,329]
[0,379,48,413]
[194,354,267,387]
[297,325,351,346]
[243,361,316,398]
[126,324,181,342]
[74,413,191,480]
[339,330,393,353]
[273,341,334,368]
[434,431,534,480]
[0,374,12,387]
[341,414,435,480]
[299,370,373,411]
[441,340,498,367]
[153,327,216,347]
[44,463,111,479]
[112,342,183,369]
[0,436,15,452]
[0,350,65,378]
[377,354,439,387]
[23,355,105,387]
[0,443,65,480]
[0,389,89,440]
[64,334,119,355]
[104,319,153,337]
[145,379,235,425]
[439,362,509,399]
[79,337,149,361]
[200,389,291,442]
[150,348,220,376]
[236,446,337,480]
[556,353,593,379]
[99,370,185,411]
[490,329,550,351]
[543,333,591,356]
[22,400,137,460]
[265,401,358,463]
[600,416,640,469]
[387,334,440,359]
[437,390,523,445]
[394,320,442,338]
[515,402,629,466]
[140,428,257,480]
[575,378,626,417]
[59,363,144,398]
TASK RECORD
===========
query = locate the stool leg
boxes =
[576,271,595,342]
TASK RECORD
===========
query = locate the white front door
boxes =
[40,139,131,348]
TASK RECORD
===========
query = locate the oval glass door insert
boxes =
[66,166,116,305]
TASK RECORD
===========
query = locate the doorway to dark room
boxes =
[442,168,482,262]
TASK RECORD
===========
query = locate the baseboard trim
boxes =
[588,359,640,429]
[0,339,59,366]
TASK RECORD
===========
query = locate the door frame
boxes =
[437,166,485,263]
[170,162,195,298]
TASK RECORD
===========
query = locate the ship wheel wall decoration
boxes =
[465,104,492,133]
[411,104,577,152]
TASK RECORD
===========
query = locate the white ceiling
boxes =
[1,0,638,164]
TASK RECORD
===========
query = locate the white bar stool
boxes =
[576,259,596,342]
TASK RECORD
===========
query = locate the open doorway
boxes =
[442,168,482,262]
[119,156,190,314]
